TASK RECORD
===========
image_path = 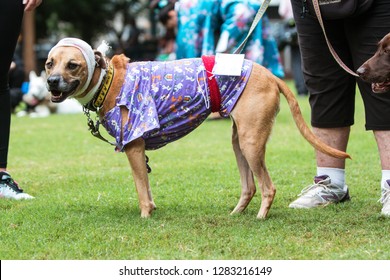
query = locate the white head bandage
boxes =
[48,38,112,106]
[48,37,96,98]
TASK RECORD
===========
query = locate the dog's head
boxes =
[357,33,390,94]
[45,38,108,103]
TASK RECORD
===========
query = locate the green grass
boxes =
[1,83,390,260]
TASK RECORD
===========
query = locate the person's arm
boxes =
[23,0,42,12]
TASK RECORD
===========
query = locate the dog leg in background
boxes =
[230,121,257,214]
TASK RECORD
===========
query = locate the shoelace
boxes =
[1,177,24,193]
[378,188,390,204]
[298,182,335,198]
[298,183,326,196]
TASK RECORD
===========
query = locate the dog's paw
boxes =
[140,203,156,218]
[140,211,152,218]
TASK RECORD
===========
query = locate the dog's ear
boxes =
[94,50,107,69]
[29,71,37,80]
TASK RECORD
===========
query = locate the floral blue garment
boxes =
[175,0,220,58]
[101,58,253,151]
[176,0,284,78]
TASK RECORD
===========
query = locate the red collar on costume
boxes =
[201,55,221,113]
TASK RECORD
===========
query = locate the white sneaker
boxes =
[379,180,390,216]
[289,175,350,209]
[0,172,34,200]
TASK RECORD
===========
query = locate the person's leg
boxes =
[289,0,355,208]
[347,0,390,215]
[0,0,34,199]
[374,131,390,216]
[313,127,349,169]
[0,0,24,171]
[0,77,11,171]
[313,127,350,198]
[374,131,390,170]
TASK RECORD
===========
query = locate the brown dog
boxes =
[45,38,350,219]
[357,32,390,93]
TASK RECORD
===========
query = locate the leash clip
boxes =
[87,118,97,134]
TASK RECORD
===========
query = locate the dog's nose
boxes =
[356,66,367,77]
[47,75,60,87]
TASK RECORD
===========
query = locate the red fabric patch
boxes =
[201,55,221,113]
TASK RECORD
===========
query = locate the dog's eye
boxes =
[45,61,53,69]
[67,62,79,70]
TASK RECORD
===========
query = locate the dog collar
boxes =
[84,64,114,111]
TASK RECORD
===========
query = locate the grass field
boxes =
[1,85,390,260]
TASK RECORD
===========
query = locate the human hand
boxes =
[23,0,42,12]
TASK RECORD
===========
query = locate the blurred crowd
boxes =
[149,0,306,95]
[151,0,285,77]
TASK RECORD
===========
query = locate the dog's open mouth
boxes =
[372,79,390,94]
[49,81,79,103]
[50,91,67,103]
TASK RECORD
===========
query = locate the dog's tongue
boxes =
[23,95,39,106]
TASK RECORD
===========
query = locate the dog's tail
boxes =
[276,77,351,159]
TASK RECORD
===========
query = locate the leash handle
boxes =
[233,0,271,54]
[312,0,359,77]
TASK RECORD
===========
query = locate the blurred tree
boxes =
[35,0,113,43]
[23,0,153,74]
[23,11,37,78]
[35,0,149,45]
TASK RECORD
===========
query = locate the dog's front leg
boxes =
[124,138,156,218]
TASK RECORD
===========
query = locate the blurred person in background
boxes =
[175,0,284,119]
[151,0,178,61]
[175,0,284,78]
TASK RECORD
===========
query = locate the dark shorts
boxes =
[291,0,390,130]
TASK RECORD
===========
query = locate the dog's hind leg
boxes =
[230,120,257,214]
[236,130,276,219]
[251,157,276,219]
[229,71,279,219]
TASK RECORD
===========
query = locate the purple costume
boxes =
[101,57,253,151]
